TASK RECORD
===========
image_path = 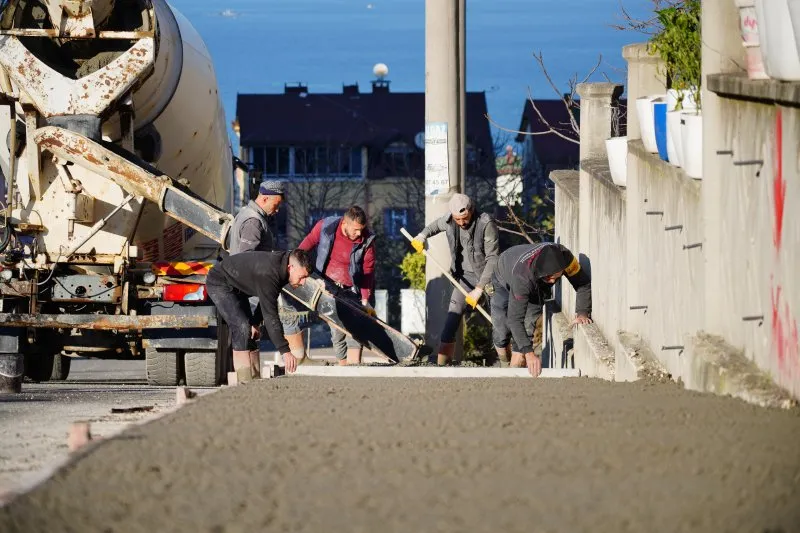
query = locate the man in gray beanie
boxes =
[228,180,284,254]
[411,193,499,365]
[226,180,307,373]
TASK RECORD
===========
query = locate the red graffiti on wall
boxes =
[771,281,800,379]
[773,110,786,251]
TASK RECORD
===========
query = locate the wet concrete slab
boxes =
[1,376,799,533]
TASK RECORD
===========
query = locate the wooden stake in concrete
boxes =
[176,386,196,406]
[67,421,92,452]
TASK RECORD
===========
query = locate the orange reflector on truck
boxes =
[163,283,207,302]
[151,261,213,276]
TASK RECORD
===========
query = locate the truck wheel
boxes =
[24,353,56,382]
[50,355,71,381]
[145,348,180,386]
[184,352,222,387]
[0,353,23,393]
[216,312,232,384]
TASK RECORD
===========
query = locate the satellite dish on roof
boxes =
[373,63,389,79]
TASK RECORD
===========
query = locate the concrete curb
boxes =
[290,366,580,378]
[616,331,671,382]
[683,333,797,410]
[573,322,615,381]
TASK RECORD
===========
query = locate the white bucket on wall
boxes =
[667,111,685,167]
[756,0,800,80]
[787,0,800,60]
[665,88,696,167]
[400,289,426,335]
[681,112,703,179]
[736,0,769,79]
[605,136,628,187]
[636,95,663,153]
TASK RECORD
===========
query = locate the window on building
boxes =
[294,147,317,176]
[250,146,266,172]
[307,208,347,232]
[264,146,290,175]
[383,208,414,238]
[350,147,363,176]
[294,146,362,177]
[382,142,414,175]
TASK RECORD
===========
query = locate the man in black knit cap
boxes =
[490,243,592,377]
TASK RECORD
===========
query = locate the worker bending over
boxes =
[228,179,306,364]
[411,193,499,365]
[206,250,311,383]
[491,243,592,376]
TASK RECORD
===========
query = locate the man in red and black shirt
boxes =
[298,206,376,365]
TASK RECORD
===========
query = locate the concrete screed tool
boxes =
[399,227,492,322]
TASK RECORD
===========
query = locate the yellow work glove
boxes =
[362,301,377,317]
[465,295,478,308]
[411,239,424,254]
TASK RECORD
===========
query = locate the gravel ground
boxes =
[0,360,214,499]
[1,376,799,533]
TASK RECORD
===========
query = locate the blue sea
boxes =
[168,0,650,151]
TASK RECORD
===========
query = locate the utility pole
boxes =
[424,0,466,358]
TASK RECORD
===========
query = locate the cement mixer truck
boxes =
[0,0,238,392]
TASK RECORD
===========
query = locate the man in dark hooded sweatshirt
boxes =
[491,243,592,376]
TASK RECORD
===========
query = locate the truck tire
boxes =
[50,355,71,381]
[0,353,23,393]
[24,353,55,382]
[216,311,232,385]
[146,348,180,386]
[184,351,222,387]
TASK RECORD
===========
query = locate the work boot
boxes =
[346,347,362,366]
[285,332,307,365]
[232,350,255,383]
[248,350,261,379]
[495,346,511,368]
[437,342,455,366]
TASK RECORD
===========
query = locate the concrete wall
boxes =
[552,170,579,322]
[550,15,799,404]
[626,142,703,378]
[702,98,800,397]
[581,159,627,350]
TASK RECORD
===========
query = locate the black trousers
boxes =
[206,270,257,351]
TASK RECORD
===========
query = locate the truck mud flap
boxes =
[283,279,420,363]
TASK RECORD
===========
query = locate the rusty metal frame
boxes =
[0,280,35,297]
[34,126,234,245]
[0,29,155,39]
[0,313,213,330]
[0,34,155,117]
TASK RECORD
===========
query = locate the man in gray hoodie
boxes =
[411,194,499,365]
[491,242,592,376]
